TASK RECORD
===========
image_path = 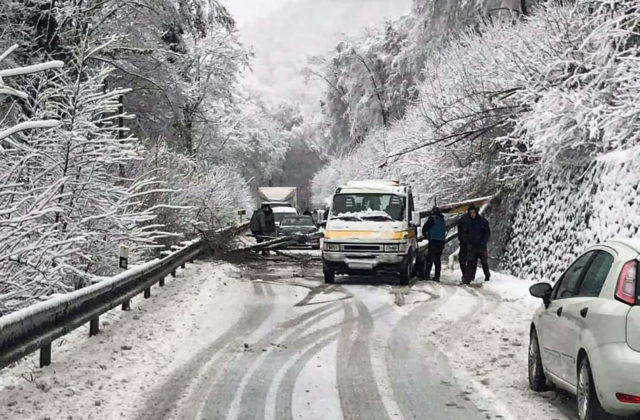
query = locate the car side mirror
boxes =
[411,211,421,227]
[529,283,552,308]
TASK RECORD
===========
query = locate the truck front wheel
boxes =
[399,251,414,286]
[323,268,335,284]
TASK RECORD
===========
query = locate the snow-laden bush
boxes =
[138,145,253,238]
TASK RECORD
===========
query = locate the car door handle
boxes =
[580,307,589,318]
[556,307,563,317]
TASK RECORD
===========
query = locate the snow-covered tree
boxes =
[0,36,164,312]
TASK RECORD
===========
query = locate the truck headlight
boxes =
[385,243,408,253]
[324,243,340,251]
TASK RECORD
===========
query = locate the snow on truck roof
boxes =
[272,206,297,213]
[346,180,400,187]
[257,187,296,201]
[338,180,407,195]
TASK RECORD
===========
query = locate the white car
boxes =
[271,206,298,227]
[528,238,640,419]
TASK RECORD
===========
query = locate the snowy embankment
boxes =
[0,261,252,419]
[502,148,640,282]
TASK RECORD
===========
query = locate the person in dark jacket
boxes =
[457,210,471,279]
[250,207,265,243]
[422,206,446,282]
[261,204,276,238]
[462,204,491,284]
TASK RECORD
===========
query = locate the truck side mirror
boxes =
[316,210,326,227]
[411,211,421,227]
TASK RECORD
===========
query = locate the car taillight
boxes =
[615,261,637,305]
[617,393,640,404]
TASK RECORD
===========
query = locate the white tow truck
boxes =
[321,180,424,285]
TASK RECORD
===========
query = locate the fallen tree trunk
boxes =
[234,232,324,253]
[419,195,494,218]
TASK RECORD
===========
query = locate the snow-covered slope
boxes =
[501,148,640,281]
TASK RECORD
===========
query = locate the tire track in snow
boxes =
[387,286,482,419]
[274,332,341,420]
[273,301,393,420]
[232,304,345,420]
[138,301,273,420]
[391,283,518,419]
[337,300,390,420]
[198,301,344,419]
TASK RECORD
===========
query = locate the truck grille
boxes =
[343,245,381,252]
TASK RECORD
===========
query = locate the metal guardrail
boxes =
[0,223,248,370]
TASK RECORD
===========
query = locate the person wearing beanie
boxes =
[462,204,491,284]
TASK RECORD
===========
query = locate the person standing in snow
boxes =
[422,206,446,282]
[457,210,471,279]
[260,204,276,239]
[462,204,491,284]
[250,206,265,244]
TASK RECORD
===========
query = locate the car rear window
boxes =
[281,217,314,226]
[577,251,614,298]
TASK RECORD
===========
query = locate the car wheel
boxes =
[323,269,335,284]
[528,328,549,392]
[577,356,607,420]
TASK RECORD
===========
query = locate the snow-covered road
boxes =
[0,255,578,420]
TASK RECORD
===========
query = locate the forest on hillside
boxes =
[310,0,640,279]
[0,0,307,313]
[2,0,640,312]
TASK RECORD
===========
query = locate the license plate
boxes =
[348,261,375,270]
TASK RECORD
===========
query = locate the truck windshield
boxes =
[331,194,405,221]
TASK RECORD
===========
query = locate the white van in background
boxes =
[272,206,298,227]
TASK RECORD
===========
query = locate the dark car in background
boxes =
[277,215,320,248]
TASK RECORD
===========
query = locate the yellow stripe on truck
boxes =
[324,230,416,240]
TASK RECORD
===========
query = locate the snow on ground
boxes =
[0,250,577,420]
[0,261,253,420]
[411,268,575,420]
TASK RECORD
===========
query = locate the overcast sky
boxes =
[224,0,411,112]
[225,0,292,27]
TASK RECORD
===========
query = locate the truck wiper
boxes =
[333,215,362,221]
[360,215,395,221]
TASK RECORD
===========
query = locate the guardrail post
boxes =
[89,318,99,336]
[40,343,52,368]
[119,245,130,311]
[159,277,165,287]
[119,245,129,272]
[144,288,151,299]
[171,269,176,278]
[180,262,186,269]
